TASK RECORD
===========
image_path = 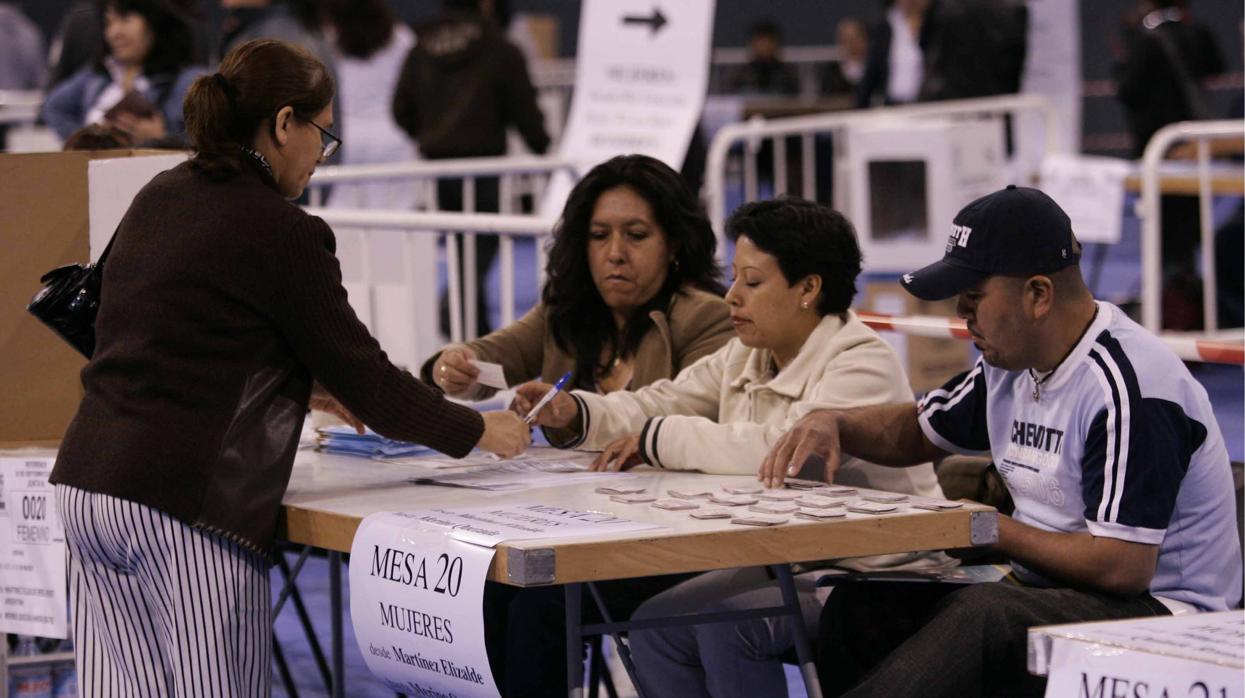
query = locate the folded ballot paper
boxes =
[315,425,436,459]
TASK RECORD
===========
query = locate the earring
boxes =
[800,301,809,310]
[671,258,681,272]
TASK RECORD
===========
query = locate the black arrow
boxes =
[622,7,667,35]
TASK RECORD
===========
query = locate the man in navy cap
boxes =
[759,186,1241,696]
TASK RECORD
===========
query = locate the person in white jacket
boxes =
[516,197,951,697]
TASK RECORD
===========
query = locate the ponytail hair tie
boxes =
[212,73,236,107]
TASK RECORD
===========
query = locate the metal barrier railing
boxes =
[704,93,1059,253]
[0,89,42,126]
[303,207,556,368]
[858,311,1245,365]
[1138,119,1245,333]
[305,156,576,352]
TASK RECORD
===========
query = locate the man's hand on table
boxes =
[759,410,842,488]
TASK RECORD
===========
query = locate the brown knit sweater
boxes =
[51,159,484,553]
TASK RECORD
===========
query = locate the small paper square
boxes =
[471,360,508,389]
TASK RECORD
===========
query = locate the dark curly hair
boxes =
[544,154,725,389]
[725,197,863,316]
[95,0,194,77]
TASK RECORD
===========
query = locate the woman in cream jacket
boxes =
[517,198,950,698]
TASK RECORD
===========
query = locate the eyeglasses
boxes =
[307,120,341,159]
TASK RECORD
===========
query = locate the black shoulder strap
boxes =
[94,228,119,268]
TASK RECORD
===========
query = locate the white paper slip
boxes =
[749,502,798,514]
[709,494,759,506]
[689,509,734,520]
[471,360,508,389]
[756,490,802,502]
[784,478,827,490]
[912,501,965,511]
[611,493,657,504]
[732,514,788,527]
[652,498,699,511]
[847,502,899,514]
[722,484,763,495]
[861,493,908,503]
[596,486,648,495]
[796,508,846,520]
[667,488,713,499]
[796,495,844,509]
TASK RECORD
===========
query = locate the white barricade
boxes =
[304,156,575,369]
[703,94,1059,266]
[1138,119,1245,333]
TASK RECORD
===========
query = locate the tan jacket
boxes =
[421,285,734,398]
[569,312,943,496]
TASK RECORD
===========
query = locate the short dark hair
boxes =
[97,0,194,76]
[544,154,725,389]
[325,0,396,60]
[726,197,863,315]
[749,19,781,40]
[183,39,334,179]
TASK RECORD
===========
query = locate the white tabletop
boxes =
[281,449,997,586]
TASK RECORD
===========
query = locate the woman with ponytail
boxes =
[49,38,530,696]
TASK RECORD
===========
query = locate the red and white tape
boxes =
[857,312,1244,366]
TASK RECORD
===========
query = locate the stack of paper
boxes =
[315,425,435,459]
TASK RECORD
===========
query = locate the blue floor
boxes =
[279,190,1242,695]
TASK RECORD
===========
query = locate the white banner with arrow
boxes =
[544,0,716,214]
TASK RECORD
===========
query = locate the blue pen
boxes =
[523,371,573,424]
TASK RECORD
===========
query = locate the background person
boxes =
[758,186,1242,697]
[321,0,417,209]
[393,0,550,339]
[423,154,733,401]
[517,198,947,698]
[49,39,529,697]
[41,0,205,145]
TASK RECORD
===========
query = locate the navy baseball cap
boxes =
[901,185,1081,301]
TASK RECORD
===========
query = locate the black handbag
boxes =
[26,236,115,358]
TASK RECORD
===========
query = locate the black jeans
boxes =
[483,574,693,697]
[817,580,1170,698]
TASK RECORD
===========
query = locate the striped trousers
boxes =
[56,484,272,697]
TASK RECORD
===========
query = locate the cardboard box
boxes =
[859,280,973,395]
[0,149,174,447]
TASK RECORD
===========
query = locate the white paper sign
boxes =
[350,512,500,697]
[1039,154,1132,244]
[0,457,67,638]
[402,504,664,547]
[560,0,714,169]
[545,0,715,216]
[412,458,639,491]
[1040,612,1244,698]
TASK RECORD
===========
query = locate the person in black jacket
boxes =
[50,38,529,696]
[392,0,550,339]
[1114,0,1225,328]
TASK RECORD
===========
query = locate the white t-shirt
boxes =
[919,301,1241,612]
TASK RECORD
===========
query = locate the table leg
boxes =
[585,582,646,698]
[566,583,584,698]
[772,564,822,698]
[329,551,345,698]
